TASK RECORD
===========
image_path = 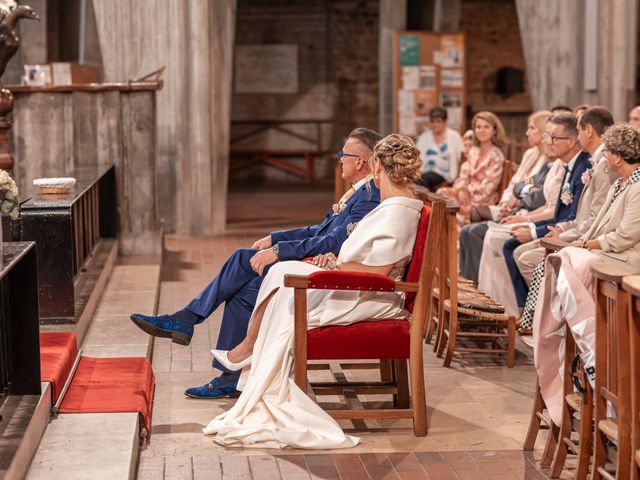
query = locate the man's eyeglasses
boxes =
[543,132,572,144]
[336,150,361,164]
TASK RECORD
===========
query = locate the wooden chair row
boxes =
[524,237,640,479]
[416,189,516,368]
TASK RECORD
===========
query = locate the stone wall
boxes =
[230,0,379,183]
[460,0,532,141]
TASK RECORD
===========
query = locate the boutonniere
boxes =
[332,201,347,216]
[346,222,358,235]
[581,168,593,186]
[560,184,574,205]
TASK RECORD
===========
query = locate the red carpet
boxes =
[40,332,79,404]
[59,357,155,434]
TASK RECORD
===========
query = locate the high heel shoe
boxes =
[211,349,252,371]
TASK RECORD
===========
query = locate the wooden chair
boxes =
[622,275,640,480]
[417,188,515,367]
[523,377,561,469]
[549,324,593,479]
[434,205,515,367]
[498,159,519,198]
[522,237,594,477]
[283,200,445,436]
[591,262,634,480]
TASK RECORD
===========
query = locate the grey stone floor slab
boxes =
[26,413,139,480]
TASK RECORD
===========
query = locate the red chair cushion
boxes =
[307,319,410,360]
[403,205,431,311]
[307,270,396,291]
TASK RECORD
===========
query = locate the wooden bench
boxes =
[17,165,117,326]
[230,149,318,183]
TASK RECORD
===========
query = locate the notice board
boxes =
[393,32,466,136]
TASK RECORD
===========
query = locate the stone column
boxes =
[92,0,236,235]
[379,0,406,135]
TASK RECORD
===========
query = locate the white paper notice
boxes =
[402,66,420,90]
[399,113,417,136]
[419,66,436,89]
[441,69,463,88]
[398,90,415,113]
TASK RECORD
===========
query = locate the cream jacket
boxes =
[582,173,640,266]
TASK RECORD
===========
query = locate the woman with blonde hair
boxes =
[437,111,507,226]
[203,134,426,449]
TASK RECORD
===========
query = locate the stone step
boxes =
[25,413,140,480]
[25,255,161,480]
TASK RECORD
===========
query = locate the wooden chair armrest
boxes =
[394,281,419,293]
[590,261,636,284]
[284,274,309,288]
[622,275,640,297]
[540,237,569,253]
[284,271,397,291]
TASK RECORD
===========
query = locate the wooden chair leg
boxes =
[436,309,449,358]
[523,378,544,451]
[507,316,516,368]
[541,422,560,469]
[425,297,438,344]
[379,359,393,382]
[575,382,593,480]
[395,359,410,409]
[409,355,427,437]
[443,311,458,367]
[550,398,573,477]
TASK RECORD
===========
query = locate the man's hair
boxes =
[548,112,578,137]
[551,105,572,114]
[429,107,447,121]
[578,106,614,136]
[348,128,383,151]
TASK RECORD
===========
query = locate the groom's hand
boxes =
[251,235,272,250]
[250,248,278,275]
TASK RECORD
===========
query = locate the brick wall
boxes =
[460,0,531,142]
[231,0,379,183]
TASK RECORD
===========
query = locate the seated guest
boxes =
[476,113,590,316]
[416,107,464,190]
[437,111,507,226]
[534,122,640,425]
[130,128,382,399]
[459,110,553,282]
[573,103,591,117]
[203,134,425,449]
[515,106,616,333]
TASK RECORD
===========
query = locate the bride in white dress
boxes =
[203,134,425,449]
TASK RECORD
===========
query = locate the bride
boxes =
[203,134,425,449]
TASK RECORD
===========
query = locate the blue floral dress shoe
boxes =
[184,376,240,399]
[130,313,193,346]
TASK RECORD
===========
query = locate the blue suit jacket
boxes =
[270,180,380,261]
[534,151,591,238]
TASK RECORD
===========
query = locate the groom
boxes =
[130,127,382,398]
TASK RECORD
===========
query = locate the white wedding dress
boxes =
[203,196,423,449]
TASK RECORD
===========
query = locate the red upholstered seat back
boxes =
[403,205,431,312]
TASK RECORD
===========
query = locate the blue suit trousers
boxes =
[184,248,270,374]
[503,238,529,308]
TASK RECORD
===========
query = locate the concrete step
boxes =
[25,255,161,480]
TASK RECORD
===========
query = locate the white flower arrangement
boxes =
[581,168,593,186]
[0,169,19,219]
[560,184,573,206]
[0,0,17,15]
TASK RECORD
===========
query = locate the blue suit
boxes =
[503,151,591,307]
[184,181,380,373]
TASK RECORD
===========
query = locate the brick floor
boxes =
[138,185,563,480]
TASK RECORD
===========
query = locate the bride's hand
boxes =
[312,253,338,270]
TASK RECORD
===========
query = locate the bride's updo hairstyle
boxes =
[372,134,422,185]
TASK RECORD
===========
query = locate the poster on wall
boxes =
[235,45,298,94]
[440,92,463,130]
[398,35,420,66]
[393,32,466,136]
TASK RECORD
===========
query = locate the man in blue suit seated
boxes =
[503,112,590,308]
[130,127,382,398]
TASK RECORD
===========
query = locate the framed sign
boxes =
[234,44,298,94]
